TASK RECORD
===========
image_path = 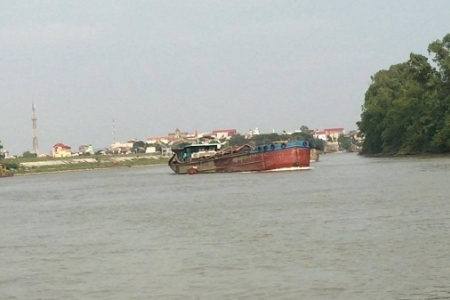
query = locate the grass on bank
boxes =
[5,154,170,174]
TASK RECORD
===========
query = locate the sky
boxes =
[1,0,450,155]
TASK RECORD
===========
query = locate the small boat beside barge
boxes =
[168,140,314,174]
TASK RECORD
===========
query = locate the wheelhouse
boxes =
[177,143,221,161]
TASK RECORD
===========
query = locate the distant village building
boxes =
[52,143,72,157]
[0,149,10,158]
[147,129,200,146]
[314,128,346,152]
[169,128,188,140]
[211,129,237,140]
[146,137,161,144]
[314,130,328,141]
[245,127,260,139]
[147,128,234,146]
[110,141,134,154]
[347,130,363,151]
[324,128,345,141]
[161,146,173,157]
[348,130,362,141]
[79,144,94,155]
[145,146,157,154]
[314,128,345,141]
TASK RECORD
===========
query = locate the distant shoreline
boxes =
[5,155,169,176]
[13,163,167,176]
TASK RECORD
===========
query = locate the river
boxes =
[1,153,450,299]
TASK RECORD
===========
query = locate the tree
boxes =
[313,138,326,151]
[228,134,248,147]
[22,151,37,158]
[357,33,450,155]
[428,33,450,82]
[357,62,410,154]
[427,33,450,152]
[0,140,3,160]
[338,134,352,152]
[300,125,310,133]
[132,141,146,153]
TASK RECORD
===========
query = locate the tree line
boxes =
[357,33,450,155]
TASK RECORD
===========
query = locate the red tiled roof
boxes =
[324,128,344,132]
[53,143,71,149]
[212,129,237,134]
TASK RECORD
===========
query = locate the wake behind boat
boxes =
[168,140,314,174]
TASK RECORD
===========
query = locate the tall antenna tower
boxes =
[31,102,40,155]
[112,118,116,143]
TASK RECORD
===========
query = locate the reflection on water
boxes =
[1,154,450,299]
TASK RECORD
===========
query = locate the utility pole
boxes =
[32,102,40,155]
[112,118,116,143]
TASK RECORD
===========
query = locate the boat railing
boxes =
[250,140,311,153]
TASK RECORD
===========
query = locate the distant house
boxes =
[79,145,89,153]
[0,149,10,158]
[145,146,157,154]
[323,128,345,141]
[147,129,201,146]
[147,136,180,146]
[168,128,188,139]
[245,127,260,139]
[347,130,363,151]
[79,144,94,155]
[212,129,237,139]
[314,128,345,152]
[146,137,161,144]
[314,130,328,141]
[147,128,235,146]
[110,141,134,154]
[315,128,345,141]
[52,143,72,157]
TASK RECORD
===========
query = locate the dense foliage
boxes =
[357,34,450,154]
[22,151,38,158]
[338,134,352,152]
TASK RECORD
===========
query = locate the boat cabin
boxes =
[178,143,221,161]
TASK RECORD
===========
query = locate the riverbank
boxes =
[4,154,170,175]
[358,151,450,157]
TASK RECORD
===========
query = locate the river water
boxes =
[1,153,450,300]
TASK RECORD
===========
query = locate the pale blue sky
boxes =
[1,0,449,154]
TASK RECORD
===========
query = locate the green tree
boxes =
[427,33,450,152]
[300,125,311,133]
[338,134,352,151]
[132,141,146,153]
[428,33,450,82]
[228,134,248,147]
[0,140,3,160]
[358,33,450,155]
[358,62,409,154]
[22,151,37,158]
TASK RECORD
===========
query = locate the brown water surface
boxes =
[1,153,449,299]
